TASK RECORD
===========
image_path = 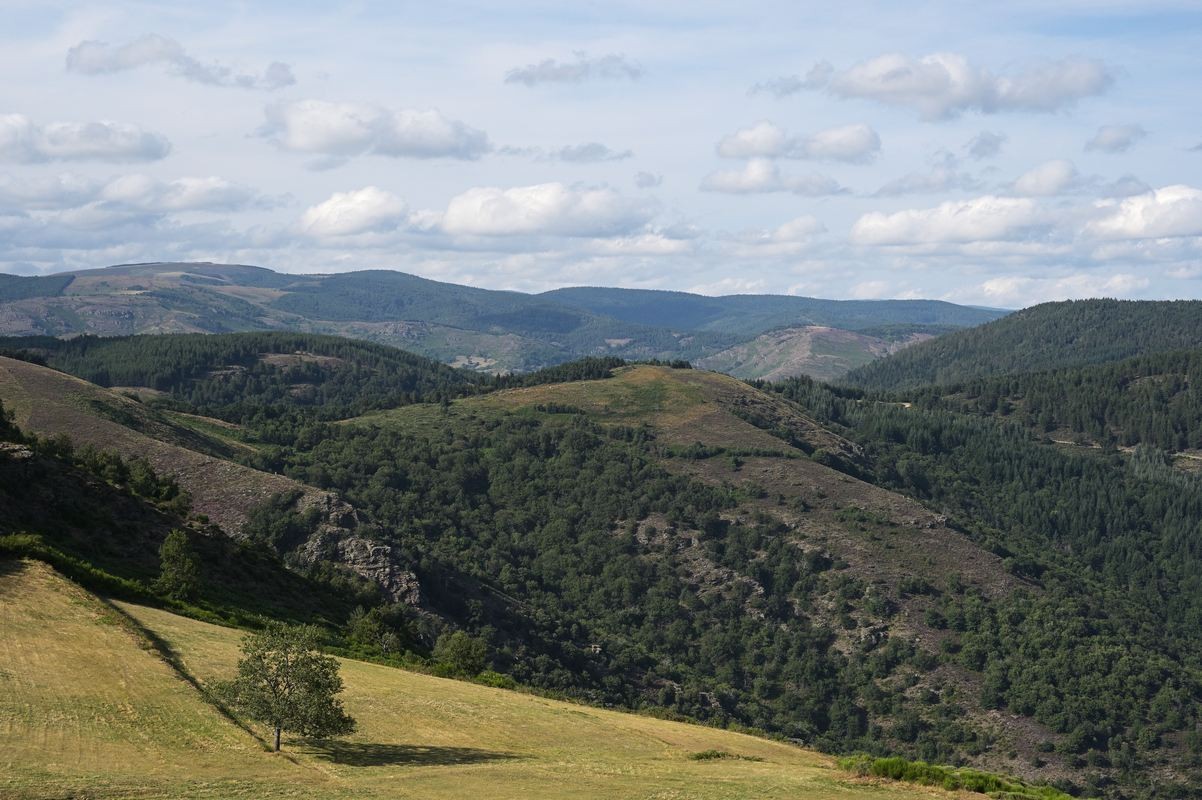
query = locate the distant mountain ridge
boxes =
[0,262,1007,378]
[844,298,1202,391]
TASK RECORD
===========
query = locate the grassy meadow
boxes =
[0,559,969,800]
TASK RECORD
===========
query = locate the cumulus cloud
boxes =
[1011,159,1083,196]
[501,142,633,162]
[701,159,845,195]
[300,186,408,237]
[716,121,879,163]
[634,171,662,188]
[0,173,99,209]
[1006,159,1149,198]
[504,52,643,86]
[749,62,834,97]
[554,142,633,162]
[969,273,1150,306]
[726,214,826,258]
[0,172,261,213]
[1085,124,1147,154]
[851,195,1043,245]
[101,175,261,212]
[259,100,490,161]
[875,163,979,196]
[67,34,295,90]
[1085,185,1202,240]
[441,182,651,237]
[794,53,1112,119]
[0,113,170,163]
[966,131,1006,160]
[585,233,692,256]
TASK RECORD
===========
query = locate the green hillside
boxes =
[5,336,1202,796]
[2,558,1001,800]
[844,299,1202,391]
[901,348,1202,455]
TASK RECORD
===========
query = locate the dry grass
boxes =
[0,355,319,534]
[0,559,966,800]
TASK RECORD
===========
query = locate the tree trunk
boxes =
[274,726,281,752]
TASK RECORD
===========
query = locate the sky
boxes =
[1,1,1201,307]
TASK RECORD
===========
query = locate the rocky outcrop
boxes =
[289,491,424,607]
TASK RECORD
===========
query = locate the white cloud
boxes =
[966,131,1006,160]
[850,280,891,299]
[876,163,979,196]
[0,172,262,214]
[0,173,99,209]
[634,171,662,188]
[726,214,826,258]
[300,186,408,237]
[716,121,879,162]
[586,233,691,256]
[505,52,643,86]
[700,159,845,195]
[0,113,170,163]
[1085,185,1202,240]
[799,53,1112,119]
[1085,124,1147,154]
[260,100,490,160]
[1011,159,1082,196]
[772,215,825,241]
[441,182,651,237]
[968,273,1150,306]
[501,142,634,162]
[851,195,1042,245]
[554,142,633,162]
[66,34,294,90]
[1005,160,1149,198]
[749,62,834,97]
[103,175,261,212]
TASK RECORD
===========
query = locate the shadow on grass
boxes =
[301,741,522,767]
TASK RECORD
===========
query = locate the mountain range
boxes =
[0,262,1006,379]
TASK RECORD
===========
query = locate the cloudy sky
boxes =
[2,1,1201,306]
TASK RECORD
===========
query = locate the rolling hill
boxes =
[0,262,1005,379]
[844,299,1202,391]
[4,335,1202,796]
[2,557,1021,800]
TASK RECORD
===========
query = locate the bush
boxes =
[433,630,488,676]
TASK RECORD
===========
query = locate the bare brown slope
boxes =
[0,356,421,604]
[697,326,933,382]
[0,355,303,534]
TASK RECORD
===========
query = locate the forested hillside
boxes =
[902,349,1202,452]
[844,300,1202,390]
[5,332,1202,797]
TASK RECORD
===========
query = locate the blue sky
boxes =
[1,1,1200,306]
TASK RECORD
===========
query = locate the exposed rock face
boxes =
[290,492,424,607]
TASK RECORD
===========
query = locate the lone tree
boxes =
[155,529,200,601]
[221,621,356,752]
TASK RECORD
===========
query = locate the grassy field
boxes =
[0,559,967,800]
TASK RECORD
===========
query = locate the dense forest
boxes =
[6,331,1202,798]
[844,300,1202,390]
[896,349,1202,452]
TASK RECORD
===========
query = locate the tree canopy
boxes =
[221,621,356,751]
